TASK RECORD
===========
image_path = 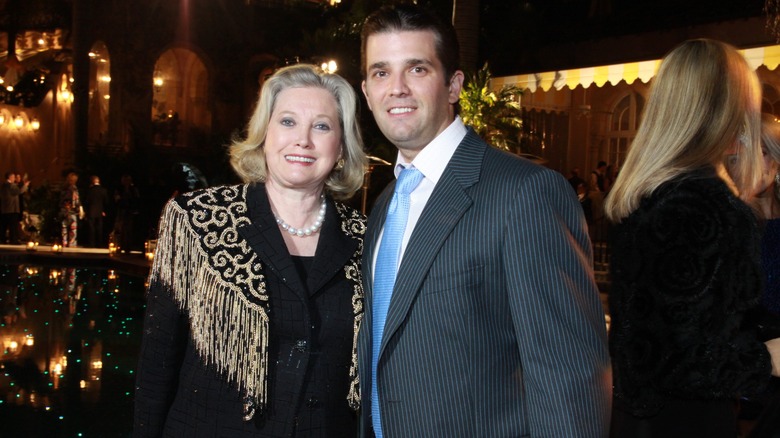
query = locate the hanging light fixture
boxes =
[14,114,24,129]
[153,67,164,93]
[30,118,40,131]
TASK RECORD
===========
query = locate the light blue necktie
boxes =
[371,167,424,438]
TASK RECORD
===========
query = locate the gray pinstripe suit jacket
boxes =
[357,130,611,437]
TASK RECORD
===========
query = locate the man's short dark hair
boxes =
[360,3,460,86]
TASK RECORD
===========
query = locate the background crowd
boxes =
[0,169,146,251]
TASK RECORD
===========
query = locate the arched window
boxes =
[88,41,110,145]
[607,92,644,169]
[151,48,211,147]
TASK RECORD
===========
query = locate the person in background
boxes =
[85,175,110,248]
[113,174,140,253]
[60,172,82,247]
[358,4,610,437]
[742,113,780,437]
[587,183,607,244]
[134,64,368,437]
[576,180,593,223]
[568,167,585,192]
[591,160,607,193]
[604,163,618,193]
[14,174,27,238]
[604,39,780,437]
[0,171,29,244]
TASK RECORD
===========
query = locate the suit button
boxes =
[306,397,319,408]
[294,339,308,352]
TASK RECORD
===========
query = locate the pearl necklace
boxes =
[274,195,327,237]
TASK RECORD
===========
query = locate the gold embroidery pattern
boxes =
[336,203,366,410]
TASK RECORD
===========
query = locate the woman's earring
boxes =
[334,158,345,171]
[775,172,780,186]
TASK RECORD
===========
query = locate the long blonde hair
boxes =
[604,39,762,222]
[229,64,367,200]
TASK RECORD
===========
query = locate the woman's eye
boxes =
[280,118,294,126]
[314,123,331,131]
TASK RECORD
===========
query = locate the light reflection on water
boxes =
[0,264,146,437]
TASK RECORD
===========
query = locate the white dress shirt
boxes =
[372,117,468,273]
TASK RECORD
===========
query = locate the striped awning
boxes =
[492,44,780,92]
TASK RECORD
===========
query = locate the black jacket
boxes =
[609,168,772,419]
[133,183,364,437]
[85,184,109,219]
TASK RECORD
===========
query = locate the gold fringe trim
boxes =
[149,192,269,411]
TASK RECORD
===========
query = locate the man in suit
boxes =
[0,171,29,244]
[357,4,611,437]
[85,175,109,247]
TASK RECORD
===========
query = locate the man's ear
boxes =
[448,70,465,104]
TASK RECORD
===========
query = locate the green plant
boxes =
[460,62,524,151]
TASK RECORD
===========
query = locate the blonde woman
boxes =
[743,114,780,438]
[134,64,367,437]
[604,39,780,437]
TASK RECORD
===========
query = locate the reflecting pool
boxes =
[0,264,147,437]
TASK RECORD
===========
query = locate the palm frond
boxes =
[459,63,523,151]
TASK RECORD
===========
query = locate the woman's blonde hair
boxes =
[229,64,367,200]
[604,39,762,222]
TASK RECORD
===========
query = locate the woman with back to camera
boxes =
[133,64,368,437]
[604,39,780,437]
[743,113,780,437]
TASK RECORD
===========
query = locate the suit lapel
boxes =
[363,185,393,290]
[359,179,393,395]
[378,130,486,356]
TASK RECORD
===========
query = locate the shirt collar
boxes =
[393,116,468,181]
